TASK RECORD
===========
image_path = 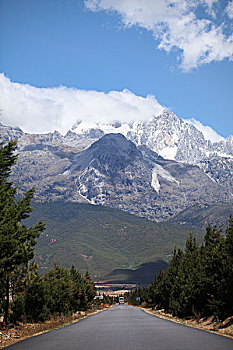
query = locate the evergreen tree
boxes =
[84,271,96,305]
[0,268,5,316]
[222,216,233,317]
[163,248,184,312]
[129,219,233,320]
[43,264,73,316]
[0,138,45,323]
[170,234,202,317]
[70,265,83,312]
[201,225,225,317]
[24,270,47,322]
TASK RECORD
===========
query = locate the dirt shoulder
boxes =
[0,306,110,349]
[140,307,233,339]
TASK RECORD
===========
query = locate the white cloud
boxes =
[85,0,233,71]
[0,74,225,142]
[226,1,233,18]
[0,74,164,134]
[184,118,224,142]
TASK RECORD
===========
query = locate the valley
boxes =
[1,110,232,283]
[25,200,233,283]
[26,201,202,280]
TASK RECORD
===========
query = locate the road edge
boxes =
[138,307,233,340]
[0,307,111,349]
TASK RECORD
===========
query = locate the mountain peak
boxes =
[91,133,141,161]
[68,133,142,174]
[91,132,136,149]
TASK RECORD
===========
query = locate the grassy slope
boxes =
[26,201,204,279]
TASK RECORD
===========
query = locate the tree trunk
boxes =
[3,274,9,324]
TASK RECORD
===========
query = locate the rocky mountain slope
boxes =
[0,109,232,221]
[170,202,233,229]
[72,110,233,191]
[72,110,233,159]
[60,133,230,221]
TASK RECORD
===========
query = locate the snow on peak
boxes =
[184,118,225,143]
[158,147,178,161]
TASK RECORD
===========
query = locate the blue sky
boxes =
[0,0,233,138]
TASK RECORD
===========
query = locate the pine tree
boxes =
[201,225,225,317]
[43,264,73,316]
[0,138,45,323]
[167,247,185,315]
[222,216,233,317]
[84,270,96,304]
[24,263,47,322]
[70,265,83,312]
[172,234,202,317]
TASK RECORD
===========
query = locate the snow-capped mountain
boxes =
[71,110,233,190]
[10,132,230,221]
[72,109,233,163]
[0,109,232,221]
[65,134,231,221]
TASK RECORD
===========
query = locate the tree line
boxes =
[0,138,96,324]
[129,219,233,320]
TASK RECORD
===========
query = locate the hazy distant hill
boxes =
[26,201,204,279]
[103,260,169,285]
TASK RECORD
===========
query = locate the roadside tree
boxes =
[0,138,45,323]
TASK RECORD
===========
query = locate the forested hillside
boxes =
[25,201,204,279]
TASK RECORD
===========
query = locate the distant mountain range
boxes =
[71,110,233,194]
[0,109,232,222]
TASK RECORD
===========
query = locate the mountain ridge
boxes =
[0,110,232,222]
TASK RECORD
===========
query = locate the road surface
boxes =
[6,304,233,349]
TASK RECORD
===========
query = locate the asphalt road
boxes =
[6,304,233,350]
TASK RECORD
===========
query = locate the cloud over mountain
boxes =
[184,118,225,143]
[0,74,163,134]
[85,0,233,71]
[0,74,225,142]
